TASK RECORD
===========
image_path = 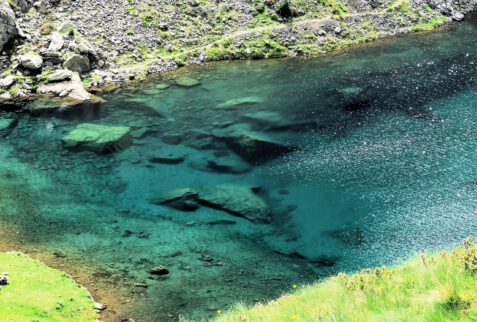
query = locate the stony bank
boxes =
[0,0,476,104]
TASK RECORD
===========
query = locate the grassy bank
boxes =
[216,237,477,321]
[0,252,97,321]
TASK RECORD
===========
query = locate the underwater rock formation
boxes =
[62,123,132,153]
[198,184,270,222]
[150,188,199,211]
[215,129,297,164]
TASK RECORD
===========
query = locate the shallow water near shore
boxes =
[1,14,477,321]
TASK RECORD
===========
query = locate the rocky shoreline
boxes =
[0,0,476,106]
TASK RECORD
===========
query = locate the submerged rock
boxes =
[242,111,282,125]
[156,83,170,90]
[215,129,296,164]
[175,77,201,88]
[198,184,270,222]
[62,123,133,153]
[325,227,366,247]
[150,188,199,211]
[149,152,185,165]
[188,153,251,174]
[216,96,264,108]
[150,266,169,275]
[0,117,17,137]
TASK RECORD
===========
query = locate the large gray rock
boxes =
[38,72,92,101]
[0,75,15,89]
[198,184,270,222]
[19,54,43,70]
[0,0,16,51]
[10,0,32,11]
[63,54,90,73]
[62,123,133,153]
[48,32,64,51]
[47,69,73,82]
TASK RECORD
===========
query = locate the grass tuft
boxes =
[0,252,97,321]
[216,237,477,321]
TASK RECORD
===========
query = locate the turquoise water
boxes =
[1,15,477,321]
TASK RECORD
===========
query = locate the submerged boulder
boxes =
[198,184,270,222]
[217,96,264,109]
[215,129,296,164]
[150,188,199,211]
[148,152,185,165]
[189,154,251,174]
[0,117,17,137]
[175,77,201,88]
[62,123,132,153]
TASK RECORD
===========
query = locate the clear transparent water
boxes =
[1,15,476,321]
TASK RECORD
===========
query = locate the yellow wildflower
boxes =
[291,316,297,320]
[293,285,297,288]
[217,310,222,314]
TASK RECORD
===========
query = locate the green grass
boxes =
[216,237,477,321]
[0,252,97,322]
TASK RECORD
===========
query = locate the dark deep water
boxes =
[0,14,476,322]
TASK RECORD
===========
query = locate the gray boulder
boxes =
[38,72,92,101]
[62,123,133,153]
[48,32,64,51]
[0,75,15,89]
[46,69,72,82]
[20,54,43,70]
[0,0,16,52]
[63,54,90,73]
[10,0,33,11]
[198,184,270,222]
[150,188,199,211]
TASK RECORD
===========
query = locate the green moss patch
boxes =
[0,252,97,322]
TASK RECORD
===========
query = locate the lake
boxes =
[0,13,476,321]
